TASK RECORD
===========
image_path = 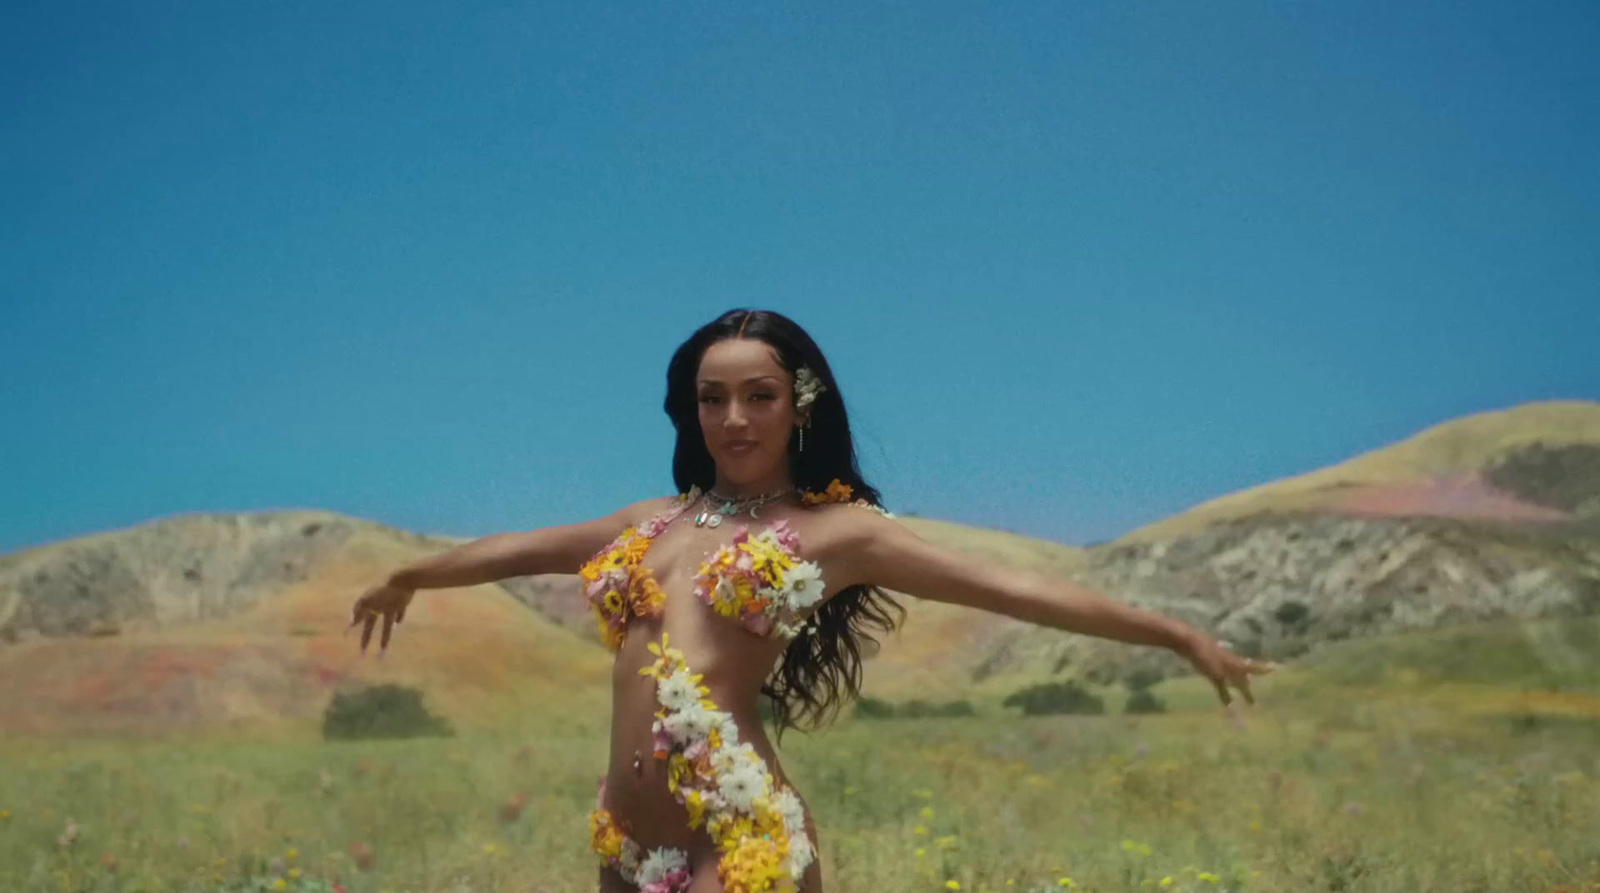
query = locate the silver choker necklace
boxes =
[693,487,794,528]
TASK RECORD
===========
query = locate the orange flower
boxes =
[800,479,853,505]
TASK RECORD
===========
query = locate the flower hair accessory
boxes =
[793,366,826,417]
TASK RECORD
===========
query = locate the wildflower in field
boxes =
[0,808,9,821]
[1057,878,1076,889]
[1120,839,1152,857]
[483,843,499,855]
[921,805,935,818]
[937,835,959,851]
[1196,872,1220,883]
[286,847,299,861]
[100,853,117,873]
[915,848,926,857]
[348,840,376,871]
[500,790,531,823]
[289,868,302,879]
[272,880,288,891]
[1159,878,1172,888]
[57,819,79,850]
[945,882,961,890]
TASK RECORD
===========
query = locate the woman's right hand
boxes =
[348,581,415,655]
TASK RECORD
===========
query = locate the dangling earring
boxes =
[798,424,805,453]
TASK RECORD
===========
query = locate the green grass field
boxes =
[4,618,1599,893]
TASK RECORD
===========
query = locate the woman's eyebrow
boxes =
[697,375,783,386]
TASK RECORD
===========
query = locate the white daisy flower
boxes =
[678,703,724,739]
[637,847,688,885]
[783,562,825,608]
[783,831,814,877]
[620,839,642,876]
[771,789,807,831]
[656,669,702,712]
[717,763,769,812]
[713,575,739,607]
[711,742,759,774]
[713,714,741,746]
[661,712,698,745]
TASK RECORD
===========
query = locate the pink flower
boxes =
[642,868,692,893]
[769,520,800,552]
[745,613,773,636]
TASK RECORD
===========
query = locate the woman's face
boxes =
[695,338,801,488]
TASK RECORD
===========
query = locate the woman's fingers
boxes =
[1212,676,1232,707]
[360,611,379,653]
[380,611,396,652]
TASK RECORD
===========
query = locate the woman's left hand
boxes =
[1178,633,1276,707]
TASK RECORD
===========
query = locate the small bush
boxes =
[322,684,453,741]
[1002,680,1105,716]
[852,696,974,719]
[853,696,895,718]
[1124,688,1167,714]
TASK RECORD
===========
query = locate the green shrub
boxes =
[853,696,896,718]
[1124,688,1167,714]
[852,696,974,719]
[321,684,453,741]
[1002,680,1105,716]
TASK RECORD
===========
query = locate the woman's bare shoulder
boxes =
[795,500,900,553]
[616,493,690,527]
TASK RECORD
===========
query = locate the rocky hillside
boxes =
[0,511,609,735]
[861,401,1600,697]
[4,399,1599,723]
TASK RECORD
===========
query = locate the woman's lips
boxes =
[725,440,757,455]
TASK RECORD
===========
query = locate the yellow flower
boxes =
[483,843,498,855]
[717,836,786,893]
[915,847,926,857]
[285,847,297,861]
[272,881,288,892]
[946,882,962,891]
[920,805,935,819]
[913,824,929,835]
[1160,878,1173,887]
[1058,880,1076,889]
[937,835,959,851]
[0,809,9,821]
[288,868,302,879]
[1197,872,1219,884]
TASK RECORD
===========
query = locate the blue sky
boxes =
[4,1,1597,556]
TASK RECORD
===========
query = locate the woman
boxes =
[348,308,1272,893]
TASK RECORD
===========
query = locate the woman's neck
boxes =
[710,472,795,500]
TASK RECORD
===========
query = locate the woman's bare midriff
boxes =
[601,596,807,860]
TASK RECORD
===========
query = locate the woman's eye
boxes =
[698,395,722,405]
[751,393,774,401]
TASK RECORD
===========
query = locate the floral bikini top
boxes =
[577,480,889,652]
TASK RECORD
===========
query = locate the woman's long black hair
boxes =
[663,308,905,742]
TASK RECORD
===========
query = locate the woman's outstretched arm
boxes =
[826,509,1272,706]
[347,495,678,653]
